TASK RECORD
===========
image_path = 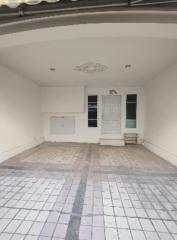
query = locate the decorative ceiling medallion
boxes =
[74,62,108,74]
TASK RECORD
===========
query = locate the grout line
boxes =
[65,144,91,240]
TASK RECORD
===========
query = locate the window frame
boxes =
[126,94,137,129]
[88,95,98,128]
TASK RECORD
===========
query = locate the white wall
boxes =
[0,65,43,162]
[43,87,144,143]
[144,64,177,166]
[42,87,85,113]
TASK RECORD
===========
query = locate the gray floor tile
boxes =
[131,230,146,240]
[41,222,56,237]
[16,221,33,234]
[4,220,21,233]
[105,228,119,240]
[29,222,44,235]
[0,143,177,240]
[54,224,68,238]
[118,229,132,240]
[0,233,12,240]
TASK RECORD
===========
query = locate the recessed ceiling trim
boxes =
[1,23,177,50]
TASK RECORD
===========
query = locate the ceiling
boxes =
[0,36,177,87]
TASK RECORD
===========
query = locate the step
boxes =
[124,133,138,144]
[100,138,125,146]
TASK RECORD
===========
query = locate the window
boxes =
[88,96,97,127]
[126,94,137,128]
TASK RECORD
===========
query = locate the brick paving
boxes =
[0,143,177,240]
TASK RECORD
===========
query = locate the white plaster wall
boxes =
[0,65,43,162]
[144,64,177,166]
[43,87,144,143]
[42,87,85,113]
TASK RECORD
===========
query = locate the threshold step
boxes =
[100,138,125,146]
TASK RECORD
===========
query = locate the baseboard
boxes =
[143,140,177,167]
[0,137,44,163]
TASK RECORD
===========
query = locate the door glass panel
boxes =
[126,94,137,128]
[88,95,97,127]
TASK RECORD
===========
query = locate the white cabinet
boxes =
[50,116,75,134]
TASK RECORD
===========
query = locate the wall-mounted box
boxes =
[50,116,75,134]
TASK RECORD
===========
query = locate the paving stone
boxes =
[36,211,49,222]
[135,208,147,218]
[54,224,68,238]
[131,230,146,240]
[158,232,174,240]
[125,208,137,217]
[114,207,125,216]
[38,237,51,240]
[116,217,129,229]
[172,234,177,240]
[140,218,154,231]
[92,226,105,240]
[15,209,29,220]
[29,222,44,235]
[146,209,160,219]
[118,229,132,240]
[105,227,119,240]
[41,222,57,237]
[0,233,13,240]
[0,219,11,232]
[104,206,114,215]
[16,221,33,234]
[0,144,177,240]
[104,216,116,228]
[128,218,142,230]
[11,234,25,240]
[145,231,160,240]
[79,225,92,240]
[93,216,104,227]
[25,210,39,221]
[4,219,22,233]
[25,236,39,240]
[5,209,19,219]
[47,212,60,223]
[59,214,70,224]
[164,221,177,234]
[152,220,169,233]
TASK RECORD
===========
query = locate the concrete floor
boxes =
[0,143,177,240]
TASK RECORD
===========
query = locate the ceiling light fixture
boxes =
[50,67,56,71]
[125,64,131,68]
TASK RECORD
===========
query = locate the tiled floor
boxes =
[0,143,177,240]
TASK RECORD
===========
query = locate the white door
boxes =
[102,95,122,134]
